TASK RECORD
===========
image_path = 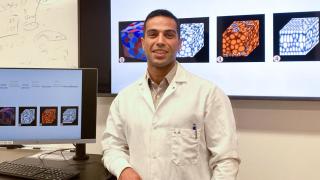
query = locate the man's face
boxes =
[142,16,181,69]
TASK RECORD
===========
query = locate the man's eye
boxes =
[165,31,177,39]
[148,34,157,37]
[165,33,175,39]
[146,31,158,38]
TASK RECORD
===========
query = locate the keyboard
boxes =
[0,161,80,180]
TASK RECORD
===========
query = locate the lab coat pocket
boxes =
[171,128,200,166]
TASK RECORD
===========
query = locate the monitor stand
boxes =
[73,143,89,161]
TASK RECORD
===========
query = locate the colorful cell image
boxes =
[120,21,146,62]
[274,11,320,62]
[118,17,209,63]
[19,107,37,126]
[61,106,78,126]
[222,20,259,57]
[217,14,265,63]
[40,107,57,126]
[0,107,16,126]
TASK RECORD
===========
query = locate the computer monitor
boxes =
[0,68,97,146]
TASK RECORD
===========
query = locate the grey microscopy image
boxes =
[19,107,37,126]
[61,106,78,125]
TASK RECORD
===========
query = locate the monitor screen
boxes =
[0,68,97,145]
[110,0,320,99]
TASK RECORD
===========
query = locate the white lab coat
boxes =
[102,62,240,180]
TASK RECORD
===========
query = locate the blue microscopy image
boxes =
[62,108,77,123]
[279,17,319,56]
[19,108,37,126]
[61,106,78,125]
[177,23,204,58]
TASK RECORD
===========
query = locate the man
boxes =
[102,9,240,180]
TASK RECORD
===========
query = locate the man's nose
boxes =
[156,34,165,46]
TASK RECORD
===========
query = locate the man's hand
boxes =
[119,167,142,180]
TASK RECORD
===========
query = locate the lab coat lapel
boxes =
[157,63,187,109]
[158,81,177,108]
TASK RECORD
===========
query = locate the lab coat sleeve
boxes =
[204,87,240,180]
[101,96,132,179]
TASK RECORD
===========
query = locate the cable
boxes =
[37,148,97,166]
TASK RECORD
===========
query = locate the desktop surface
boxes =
[0,148,114,180]
[0,148,41,163]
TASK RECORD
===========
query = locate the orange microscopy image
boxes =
[41,108,57,125]
[222,20,259,57]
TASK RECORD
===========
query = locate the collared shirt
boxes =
[146,62,177,108]
[102,62,240,180]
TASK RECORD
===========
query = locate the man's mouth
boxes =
[152,49,168,59]
[152,49,167,54]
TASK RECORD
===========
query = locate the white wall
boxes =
[91,97,320,180]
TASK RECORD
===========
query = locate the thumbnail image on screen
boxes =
[61,106,79,126]
[40,107,58,126]
[19,107,37,126]
[216,14,265,63]
[273,11,320,62]
[118,17,209,63]
[178,17,209,63]
[119,21,146,62]
[0,107,16,126]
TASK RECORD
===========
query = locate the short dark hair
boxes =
[143,9,180,38]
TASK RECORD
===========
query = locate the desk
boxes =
[0,148,116,180]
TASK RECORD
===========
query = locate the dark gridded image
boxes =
[19,107,37,126]
[217,14,265,63]
[118,17,209,63]
[0,107,16,126]
[273,11,320,62]
[40,107,58,126]
[61,106,79,126]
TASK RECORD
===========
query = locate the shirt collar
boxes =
[145,62,177,85]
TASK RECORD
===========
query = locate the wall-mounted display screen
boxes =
[111,0,320,99]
